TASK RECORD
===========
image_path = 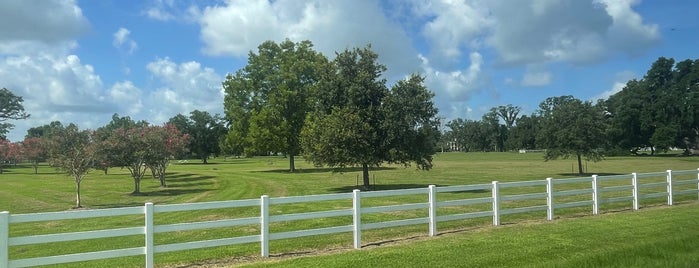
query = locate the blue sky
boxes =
[0,0,697,141]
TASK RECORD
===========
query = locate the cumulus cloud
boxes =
[0,0,88,55]
[145,58,224,122]
[521,70,552,87]
[113,28,138,54]
[484,0,659,65]
[420,52,488,119]
[197,0,420,79]
[409,0,492,68]
[592,70,637,101]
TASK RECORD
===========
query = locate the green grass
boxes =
[0,152,697,267]
[241,203,699,268]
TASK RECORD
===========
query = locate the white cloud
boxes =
[113,28,137,54]
[196,0,420,80]
[145,58,224,122]
[521,71,552,87]
[593,70,637,101]
[420,52,488,120]
[0,0,88,55]
[484,0,659,65]
[410,0,492,68]
[109,81,143,115]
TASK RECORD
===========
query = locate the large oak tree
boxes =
[222,39,327,171]
[302,46,440,189]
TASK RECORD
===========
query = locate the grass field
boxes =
[0,152,697,267]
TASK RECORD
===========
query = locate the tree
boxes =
[0,139,19,174]
[495,104,521,129]
[222,39,328,171]
[506,115,540,150]
[46,125,95,208]
[144,124,190,187]
[537,96,606,174]
[382,75,441,169]
[0,88,30,138]
[168,111,225,164]
[604,57,699,155]
[21,137,47,174]
[93,114,148,174]
[102,126,151,194]
[302,46,440,189]
[26,121,65,139]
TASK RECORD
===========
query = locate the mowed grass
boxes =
[241,203,699,268]
[0,152,697,267]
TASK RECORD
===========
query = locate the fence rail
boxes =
[1,168,698,268]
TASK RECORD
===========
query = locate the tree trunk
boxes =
[33,161,38,174]
[362,163,370,190]
[133,177,141,194]
[289,155,295,173]
[75,178,82,208]
[202,156,208,164]
[577,153,583,175]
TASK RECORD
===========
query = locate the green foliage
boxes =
[222,39,328,171]
[537,96,606,174]
[302,46,440,188]
[46,125,95,208]
[168,110,225,164]
[0,87,29,139]
[605,57,699,155]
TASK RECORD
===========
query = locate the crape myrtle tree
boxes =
[537,96,606,174]
[0,87,30,138]
[0,139,19,174]
[21,137,47,174]
[222,39,328,172]
[144,124,190,187]
[93,114,148,174]
[102,125,153,194]
[46,124,95,208]
[301,46,440,189]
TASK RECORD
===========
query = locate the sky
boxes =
[0,0,697,142]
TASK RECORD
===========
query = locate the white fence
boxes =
[1,169,698,268]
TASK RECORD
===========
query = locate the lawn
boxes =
[0,152,697,267]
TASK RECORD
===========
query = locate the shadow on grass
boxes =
[257,166,398,174]
[92,202,146,209]
[556,172,626,177]
[131,188,212,197]
[329,183,442,193]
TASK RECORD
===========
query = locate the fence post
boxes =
[492,181,500,226]
[352,189,362,249]
[1,211,8,268]
[546,178,554,221]
[144,203,154,268]
[667,170,673,206]
[260,195,269,257]
[632,173,639,210]
[428,185,437,236]
[592,175,599,215]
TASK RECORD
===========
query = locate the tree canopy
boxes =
[0,88,29,138]
[302,46,440,189]
[222,39,328,171]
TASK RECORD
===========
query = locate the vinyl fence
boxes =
[2,169,698,268]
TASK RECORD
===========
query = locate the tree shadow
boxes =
[92,202,146,209]
[329,184,441,193]
[257,166,397,174]
[555,172,626,177]
[131,188,212,197]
